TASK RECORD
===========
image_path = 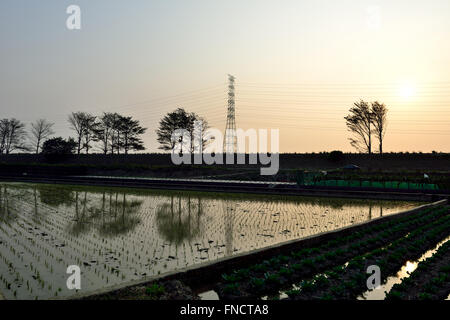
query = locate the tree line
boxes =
[2,102,388,155]
[68,112,146,154]
[0,107,209,156]
[0,112,147,155]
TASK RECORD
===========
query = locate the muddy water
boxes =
[0,182,418,300]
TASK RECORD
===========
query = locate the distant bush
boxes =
[328,151,344,163]
[42,137,76,155]
[41,137,77,162]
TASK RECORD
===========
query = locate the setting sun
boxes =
[399,83,416,100]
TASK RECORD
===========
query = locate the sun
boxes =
[398,83,416,100]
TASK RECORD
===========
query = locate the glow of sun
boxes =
[399,83,416,100]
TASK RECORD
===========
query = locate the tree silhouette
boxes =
[41,137,77,155]
[156,108,211,153]
[371,101,388,154]
[68,112,89,154]
[344,100,373,154]
[0,118,29,154]
[81,114,98,154]
[30,119,54,154]
[117,116,147,154]
[95,112,117,154]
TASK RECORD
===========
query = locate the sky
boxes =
[1,0,450,153]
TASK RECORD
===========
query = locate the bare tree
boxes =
[68,112,97,154]
[81,114,98,154]
[68,112,86,154]
[344,100,373,154]
[187,113,213,153]
[0,118,29,154]
[0,119,7,154]
[95,112,116,154]
[30,119,54,154]
[371,101,388,154]
[109,113,122,154]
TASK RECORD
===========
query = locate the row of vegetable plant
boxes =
[216,206,448,299]
[285,211,450,300]
[386,239,450,300]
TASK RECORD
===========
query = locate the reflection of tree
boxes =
[38,185,75,207]
[98,193,141,237]
[68,191,142,237]
[0,186,17,223]
[156,195,203,245]
[70,191,92,236]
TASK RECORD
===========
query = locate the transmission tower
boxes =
[223,74,237,154]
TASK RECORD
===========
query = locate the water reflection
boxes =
[0,182,419,300]
[0,186,12,221]
[156,195,204,245]
[39,187,75,207]
[223,201,235,256]
[69,191,142,237]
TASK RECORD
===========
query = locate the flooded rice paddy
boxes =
[0,182,419,299]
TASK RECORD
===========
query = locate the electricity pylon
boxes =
[223,74,237,154]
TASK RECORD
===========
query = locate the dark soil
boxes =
[83,280,199,300]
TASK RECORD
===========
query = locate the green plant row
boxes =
[386,240,450,300]
[223,205,442,282]
[217,206,447,298]
[286,212,450,300]
[313,172,450,190]
[251,208,449,298]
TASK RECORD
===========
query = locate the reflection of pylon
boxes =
[223,74,237,153]
[223,201,234,256]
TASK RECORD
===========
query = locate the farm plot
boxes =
[385,237,450,300]
[215,205,450,300]
[0,182,417,299]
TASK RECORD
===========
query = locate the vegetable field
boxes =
[215,204,450,300]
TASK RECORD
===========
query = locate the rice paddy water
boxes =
[0,182,419,299]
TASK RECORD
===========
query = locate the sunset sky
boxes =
[1,0,450,153]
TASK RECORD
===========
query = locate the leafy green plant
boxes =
[250,277,265,289]
[145,283,165,297]
[223,283,240,294]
